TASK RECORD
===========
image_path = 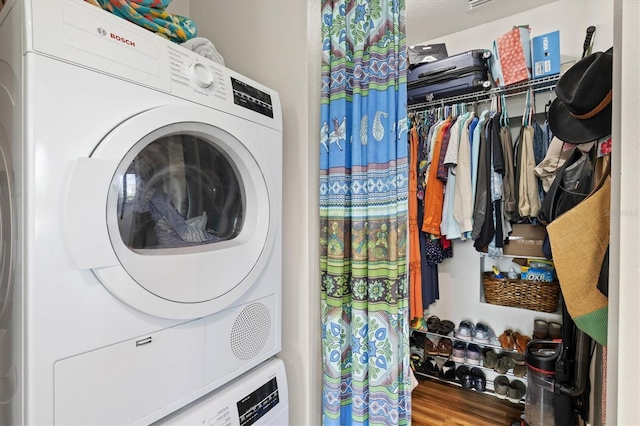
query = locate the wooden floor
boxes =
[411,377,524,426]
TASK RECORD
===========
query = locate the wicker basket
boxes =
[482,272,560,313]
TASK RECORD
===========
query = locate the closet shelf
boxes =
[411,328,524,355]
[479,252,548,261]
[407,74,560,111]
[411,346,528,380]
[413,370,526,404]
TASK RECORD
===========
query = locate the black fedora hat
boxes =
[548,50,613,144]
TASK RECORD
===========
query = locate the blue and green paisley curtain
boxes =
[320,0,409,424]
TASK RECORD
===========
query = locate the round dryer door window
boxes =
[66,105,280,319]
[115,133,245,251]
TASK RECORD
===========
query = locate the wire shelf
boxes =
[407,74,561,112]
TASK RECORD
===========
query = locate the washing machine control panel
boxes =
[151,358,287,425]
[236,376,280,426]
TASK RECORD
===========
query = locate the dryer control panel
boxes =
[28,0,282,131]
[167,45,227,101]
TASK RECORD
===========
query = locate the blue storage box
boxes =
[531,31,560,79]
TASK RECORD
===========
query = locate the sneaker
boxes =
[513,364,527,378]
[482,347,498,369]
[508,380,527,403]
[494,375,510,399]
[424,356,439,376]
[456,365,474,389]
[451,341,467,363]
[439,360,457,381]
[471,367,486,392]
[472,322,495,344]
[494,353,516,374]
[466,343,482,366]
[455,320,475,341]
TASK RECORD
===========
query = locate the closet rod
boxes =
[407,74,560,111]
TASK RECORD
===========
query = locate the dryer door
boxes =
[66,105,279,319]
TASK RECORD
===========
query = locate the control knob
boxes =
[189,62,214,88]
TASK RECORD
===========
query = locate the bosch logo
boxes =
[109,33,136,47]
[97,27,107,36]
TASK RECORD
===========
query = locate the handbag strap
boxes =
[590,152,611,197]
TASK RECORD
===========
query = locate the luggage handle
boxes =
[417,65,456,79]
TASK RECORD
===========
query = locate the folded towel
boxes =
[87,0,197,43]
[181,37,225,66]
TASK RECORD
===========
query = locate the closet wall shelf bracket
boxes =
[407,74,560,111]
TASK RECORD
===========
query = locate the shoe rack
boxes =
[410,328,527,403]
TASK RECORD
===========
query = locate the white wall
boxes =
[186,1,321,425]
[165,0,189,19]
[609,1,640,424]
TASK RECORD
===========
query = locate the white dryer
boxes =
[0,0,282,424]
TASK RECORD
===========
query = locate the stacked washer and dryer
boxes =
[0,0,287,424]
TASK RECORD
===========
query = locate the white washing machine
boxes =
[153,357,289,426]
[0,0,283,424]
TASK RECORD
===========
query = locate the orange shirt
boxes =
[422,117,452,235]
[408,127,423,319]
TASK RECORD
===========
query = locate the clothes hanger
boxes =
[490,94,497,115]
[500,94,509,128]
[544,89,553,122]
[522,89,531,127]
[529,88,535,125]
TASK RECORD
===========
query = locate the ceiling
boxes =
[406,0,558,46]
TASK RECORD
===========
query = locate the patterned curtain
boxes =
[319,1,409,425]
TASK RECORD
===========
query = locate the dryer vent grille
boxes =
[230,303,271,360]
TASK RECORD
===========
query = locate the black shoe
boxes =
[424,356,439,376]
[410,331,426,349]
[456,365,474,389]
[471,367,486,392]
[439,360,457,381]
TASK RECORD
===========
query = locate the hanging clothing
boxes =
[473,113,496,251]
[409,127,424,320]
[518,126,542,218]
[417,117,436,202]
[418,118,441,309]
[418,202,440,308]
[452,112,476,236]
[500,126,518,221]
[471,110,490,210]
[457,115,479,240]
[440,113,466,239]
[532,121,548,201]
[422,117,452,235]
[488,114,505,257]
